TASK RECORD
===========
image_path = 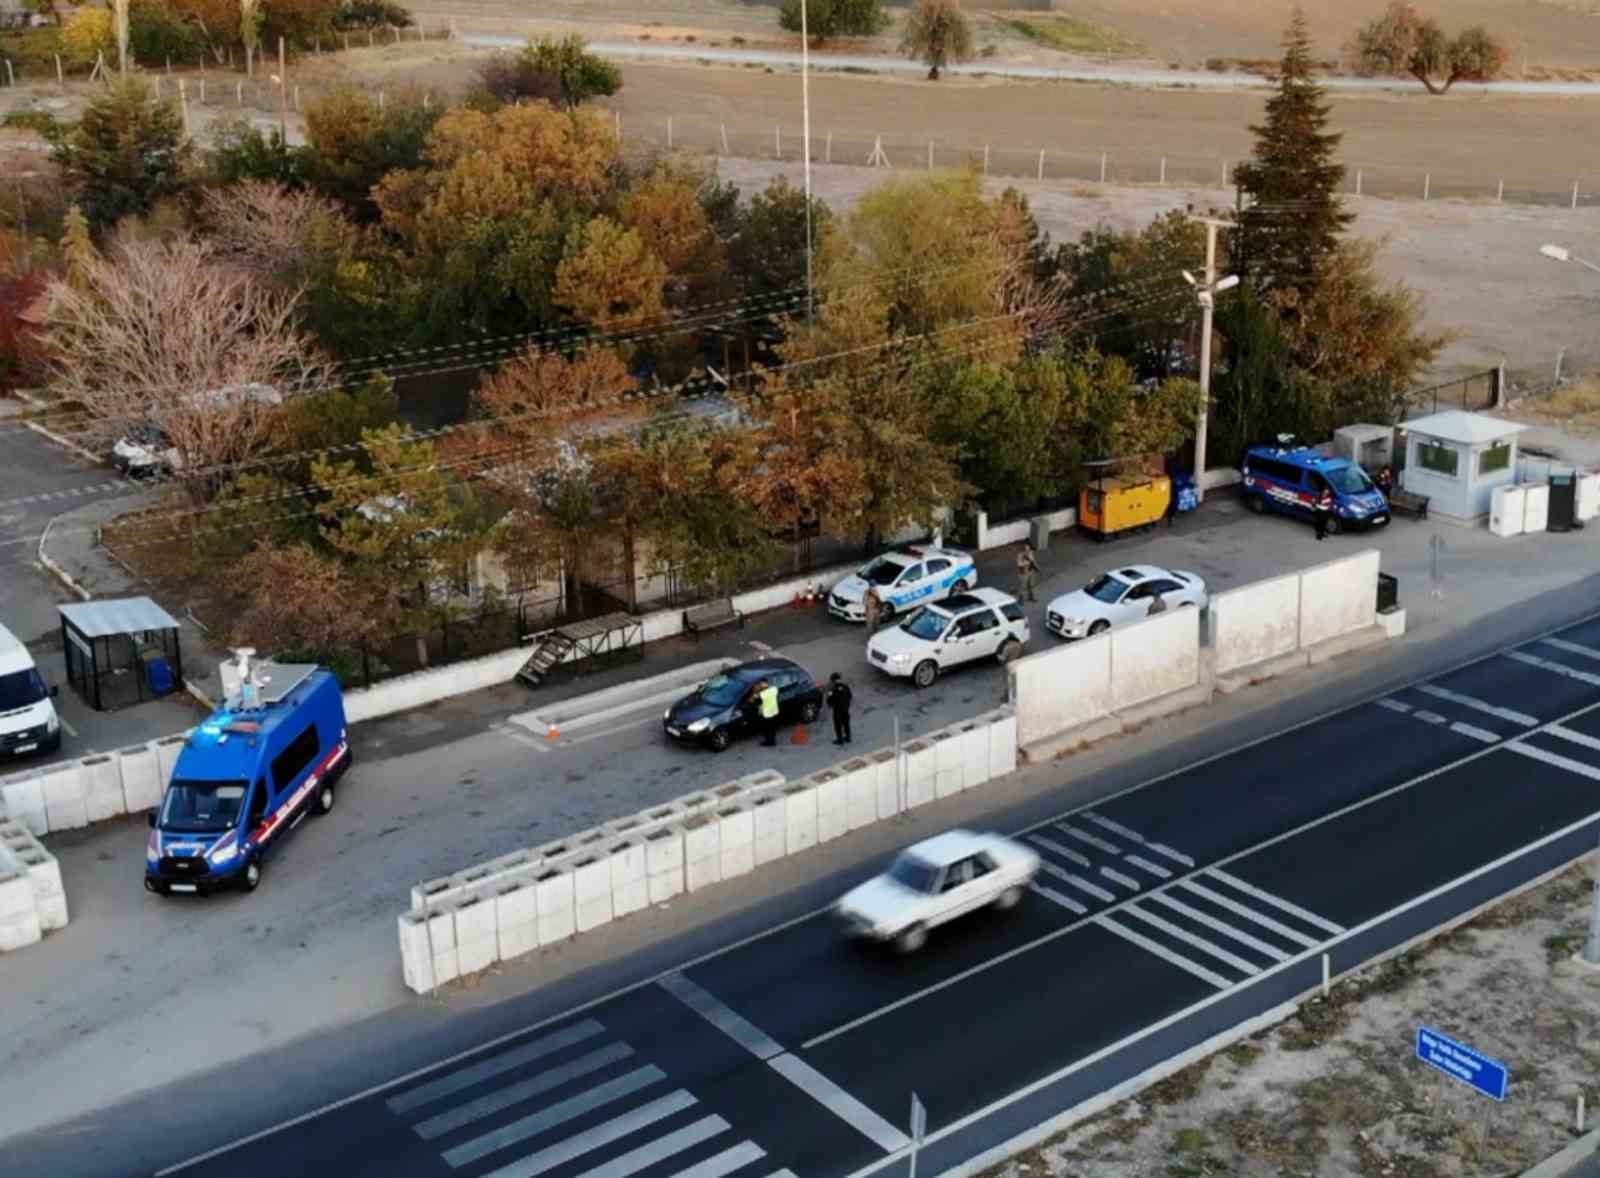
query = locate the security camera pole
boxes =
[1184,217,1239,505]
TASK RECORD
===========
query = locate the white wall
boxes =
[1297,548,1380,648]
[975,507,1076,552]
[1210,572,1302,675]
[1007,635,1111,748]
[1109,607,1200,710]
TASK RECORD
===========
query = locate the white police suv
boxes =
[828,544,978,623]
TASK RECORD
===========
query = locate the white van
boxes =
[0,624,61,758]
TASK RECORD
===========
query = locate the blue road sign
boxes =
[1415,1026,1508,1102]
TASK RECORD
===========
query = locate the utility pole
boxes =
[799,0,814,322]
[1187,216,1237,505]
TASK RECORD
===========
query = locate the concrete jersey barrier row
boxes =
[0,807,68,952]
[397,708,1019,993]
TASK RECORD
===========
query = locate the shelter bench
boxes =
[683,599,744,639]
[1388,489,1430,520]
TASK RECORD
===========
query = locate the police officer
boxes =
[1016,543,1038,603]
[757,678,781,747]
[1314,485,1334,541]
[826,672,853,746]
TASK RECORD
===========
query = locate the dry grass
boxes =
[1533,378,1600,428]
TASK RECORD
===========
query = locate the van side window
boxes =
[271,723,321,794]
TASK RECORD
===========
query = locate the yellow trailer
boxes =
[1077,459,1172,541]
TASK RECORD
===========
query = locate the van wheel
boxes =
[239,858,262,894]
[894,923,927,954]
[912,660,938,689]
[1245,494,1265,514]
[1326,516,1344,535]
[314,782,335,816]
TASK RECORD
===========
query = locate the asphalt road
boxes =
[60,601,1600,1178]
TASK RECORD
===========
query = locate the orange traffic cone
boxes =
[791,724,810,745]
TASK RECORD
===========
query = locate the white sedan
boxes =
[835,830,1040,953]
[1044,564,1208,640]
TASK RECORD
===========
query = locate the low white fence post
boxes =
[1496,178,1503,203]
[983,143,990,175]
[1356,168,1363,197]
[1099,151,1107,184]
[1037,149,1044,181]
[1423,172,1430,201]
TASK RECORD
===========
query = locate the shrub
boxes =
[332,0,412,30]
[129,0,204,65]
[778,0,887,43]
[60,7,114,66]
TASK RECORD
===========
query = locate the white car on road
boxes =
[1044,564,1208,640]
[828,544,978,623]
[835,830,1040,953]
[866,588,1028,688]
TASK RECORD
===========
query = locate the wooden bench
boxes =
[683,599,744,639]
[1388,488,1430,520]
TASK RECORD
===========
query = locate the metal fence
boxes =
[1409,369,1502,416]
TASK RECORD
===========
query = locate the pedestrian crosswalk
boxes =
[1023,814,1346,991]
[383,1018,792,1178]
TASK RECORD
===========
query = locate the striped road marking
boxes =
[1207,868,1346,936]
[1095,914,1231,989]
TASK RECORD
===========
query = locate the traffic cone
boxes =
[546,725,560,741]
[791,724,810,745]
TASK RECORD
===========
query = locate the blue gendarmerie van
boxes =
[1240,443,1390,533]
[145,653,350,896]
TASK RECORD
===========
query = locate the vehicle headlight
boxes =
[207,835,238,865]
[45,712,59,733]
[890,652,913,665]
[663,708,671,720]
[146,831,160,864]
[686,718,710,734]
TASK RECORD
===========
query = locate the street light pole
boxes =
[1188,217,1236,505]
[800,0,815,322]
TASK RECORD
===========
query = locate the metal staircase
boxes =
[515,632,576,687]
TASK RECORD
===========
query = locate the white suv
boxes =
[866,588,1029,688]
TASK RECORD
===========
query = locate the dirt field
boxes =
[978,860,1600,1178]
[407,0,1600,74]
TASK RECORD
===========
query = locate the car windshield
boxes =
[160,779,248,833]
[0,667,47,712]
[886,853,941,894]
[1325,464,1375,495]
[860,557,908,586]
[699,673,750,708]
[1084,574,1129,604]
[901,609,949,641]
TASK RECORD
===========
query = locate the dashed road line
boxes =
[1030,835,1090,868]
[1060,824,1121,856]
[1030,882,1088,914]
[1125,854,1172,880]
[1100,866,1141,892]
[1087,813,1146,844]
[1416,683,1537,727]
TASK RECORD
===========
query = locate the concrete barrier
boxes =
[751,789,787,866]
[903,739,937,809]
[842,758,877,830]
[1298,548,1380,648]
[0,773,47,837]
[782,781,819,855]
[959,718,991,789]
[398,910,435,993]
[453,891,498,976]
[933,727,965,799]
[119,744,163,813]
[644,827,684,904]
[1110,608,1201,711]
[81,755,123,824]
[871,748,900,819]
[154,732,187,786]
[812,768,849,845]
[494,878,539,959]
[0,818,66,949]
[682,813,722,893]
[572,853,614,931]
[425,904,460,988]
[987,708,1018,777]
[1210,572,1302,677]
[609,836,648,917]
[1008,633,1113,749]
[535,863,577,944]
[41,761,87,832]
[716,801,755,880]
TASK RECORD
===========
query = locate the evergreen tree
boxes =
[1233,9,1352,310]
[60,206,97,291]
[52,80,191,234]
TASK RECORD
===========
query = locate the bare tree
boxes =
[200,180,352,281]
[41,233,331,498]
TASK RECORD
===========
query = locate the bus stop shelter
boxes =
[58,597,184,712]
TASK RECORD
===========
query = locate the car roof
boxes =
[879,544,963,566]
[904,829,991,865]
[1246,444,1351,471]
[0,623,32,675]
[1112,564,1169,583]
[933,587,1013,616]
[729,657,804,679]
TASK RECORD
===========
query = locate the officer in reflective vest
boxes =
[757,679,781,747]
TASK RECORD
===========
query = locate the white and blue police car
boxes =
[828,544,978,623]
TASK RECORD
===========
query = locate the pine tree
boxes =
[1233,9,1353,311]
[60,206,96,291]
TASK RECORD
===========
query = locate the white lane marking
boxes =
[1060,872,1116,903]
[494,723,554,753]
[1416,683,1537,727]
[1060,824,1122,856]
[1377,697,1412,714]
[1506,740,1600,781]
[1125,854,1172,880]
[1029,882,1087,914]
[1207,868,1346,935]
[387,1019,607,1114]
[1095,915,1231,989]
[763,1172,799,1178]
[1146,893,1290,962]
[1177,881,1321,950]
[150,611,1600,1178]
[660,972,784,1060]
[572,1115,732,1178]
[1087,813,1146,844]
[1414,710,1448,725]
[1121,905,1260,975]
[479,1090,697,1178]
[1547,723,1600,755]
[748,640,774,653]
[1030,835,1090,868]
[56,714,78,738]
[1542,636,1600,662]
[1148,842,1194,868]
[1508,649,1600,687]
[444,1066,667,1168]
[670,1141,767,1178]
[1101,866,1141,891]
[768,1053,911,1153]
[414,1043,634,1140]
[1451,722,1501,745]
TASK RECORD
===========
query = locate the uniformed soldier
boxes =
[826,672,853,746]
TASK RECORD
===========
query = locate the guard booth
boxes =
[1396,410,1528,523]
[58,597,184,711]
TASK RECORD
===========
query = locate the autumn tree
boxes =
[228,541,381,669]
[301,87,441,222]
[779,0,886,44]
[1232,9,1352,312]
[52,79,191,234]
[900,0,974,81]
[41,233,330,494]
[1349,2,1508,93]
[512,35,622,108]
[553,218,668,331]
[313,424,483,665]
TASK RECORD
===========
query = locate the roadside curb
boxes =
[23,417,104,467]
[35,514,92,602]
[1523,1128,1600,1178]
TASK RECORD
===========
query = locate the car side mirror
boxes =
[146,810,157,829]
[49,684,59,698]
